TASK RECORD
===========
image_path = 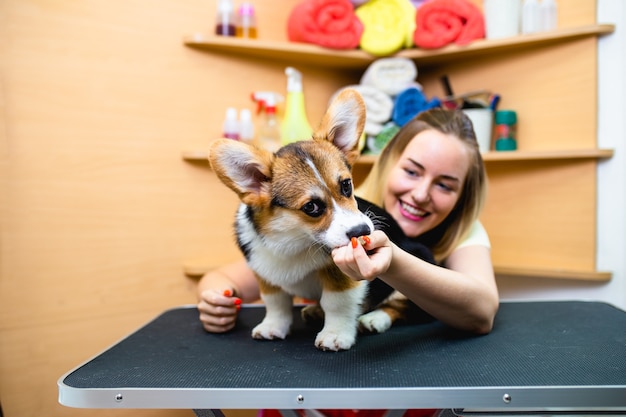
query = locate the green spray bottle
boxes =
[281,67,313,145]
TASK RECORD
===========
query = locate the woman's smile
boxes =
[399,199,429,221]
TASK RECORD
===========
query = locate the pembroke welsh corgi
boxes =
[209,88,434,351]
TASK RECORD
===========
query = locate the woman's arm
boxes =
[196,259,260,333]
[333,231,499,334]
[385,243,498,334]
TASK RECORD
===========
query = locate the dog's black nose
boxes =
[347,224,372,239]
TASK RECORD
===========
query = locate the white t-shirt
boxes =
[456,220,491,250]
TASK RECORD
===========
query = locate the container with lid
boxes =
[494,110,517,151]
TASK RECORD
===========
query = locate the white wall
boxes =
[497,0,626,310]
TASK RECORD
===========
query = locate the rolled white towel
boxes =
[360,57,418,96]
[331,85,394,129]
[331,85,393,137]
[364,120,384,136]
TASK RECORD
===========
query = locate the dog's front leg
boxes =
[316,281,367,351]
[252,289,293,340]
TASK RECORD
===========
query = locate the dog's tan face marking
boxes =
[259,139,365,250]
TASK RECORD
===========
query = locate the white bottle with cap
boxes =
[522,0,540,34]
[540,0,557,31]
[222,107,239,140]
[239,108,255,144]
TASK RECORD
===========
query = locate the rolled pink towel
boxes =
[413,0,485,49]
[287,0,363,49]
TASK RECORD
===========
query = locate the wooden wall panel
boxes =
[418,38,598,151]
[0,1,297,415]
[482,160,597,271]
[0,0,600,416]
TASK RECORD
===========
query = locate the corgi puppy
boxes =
[209,89,436,350]
[209,89,377,351]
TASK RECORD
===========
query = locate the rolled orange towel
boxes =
[413,0,485,49]
[287,0,363,49]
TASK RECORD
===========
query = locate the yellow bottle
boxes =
[281,67,313,145]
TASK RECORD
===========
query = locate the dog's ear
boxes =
[314,88,366,165]
[208,139,273,206]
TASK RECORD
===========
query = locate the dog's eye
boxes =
[340,179,353,197]
[301,199,326,218]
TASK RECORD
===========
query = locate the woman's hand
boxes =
[332,230,393,281]
[197,288,241,333]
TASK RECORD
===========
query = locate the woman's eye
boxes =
[437,182,454,192]
[302,199,326,217]
[340,179,352,197]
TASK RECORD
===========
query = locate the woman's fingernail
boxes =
[351,237,358,248]
[223,289,232,297]
[234,298,242,306]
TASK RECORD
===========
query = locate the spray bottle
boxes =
[251,91,284,152]
[281,67,313,145]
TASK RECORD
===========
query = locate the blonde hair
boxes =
[357,108,487,262]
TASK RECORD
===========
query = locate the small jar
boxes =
[494,110,517,151]
[215,0,236,36]
[236,3,257,39]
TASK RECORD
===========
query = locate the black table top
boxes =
[59,301,626,412]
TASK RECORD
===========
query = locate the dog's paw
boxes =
[358,310,392,333]
[315,329,356,351]
[251,320,290,340]
[301,304,325,327]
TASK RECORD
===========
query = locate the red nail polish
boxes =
[351,237,358,248]
[234,298,242,306]
[363,236,371,245]
[223,289,232,297]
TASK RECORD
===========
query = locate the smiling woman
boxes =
[358,108,487,264]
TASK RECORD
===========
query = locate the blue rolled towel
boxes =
[392,87,441,127]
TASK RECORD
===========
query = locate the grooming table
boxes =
[58,301,626,416]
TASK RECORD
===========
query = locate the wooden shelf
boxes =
[494,265,612,282]
[182,148,614,165]
[181,150,210,161]
[183,24,614,69]
[482,148,614,162]
[183,256,611,282]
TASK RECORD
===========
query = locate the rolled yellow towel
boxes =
[355,0,416,56]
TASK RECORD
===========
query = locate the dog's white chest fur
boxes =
[236,203,330,300]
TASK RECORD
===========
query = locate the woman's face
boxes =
[383,129,470,238]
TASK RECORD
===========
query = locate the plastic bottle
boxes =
[483,0,521,40]
[236,3,257,39]
[215,0,236,36]
[540,0,557,31]
[494,110,517,151]
[281,67,313,145]
[522,0,540,34]
[252,92,284,152]
[239,108,255,144]
[222,107,239,140]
